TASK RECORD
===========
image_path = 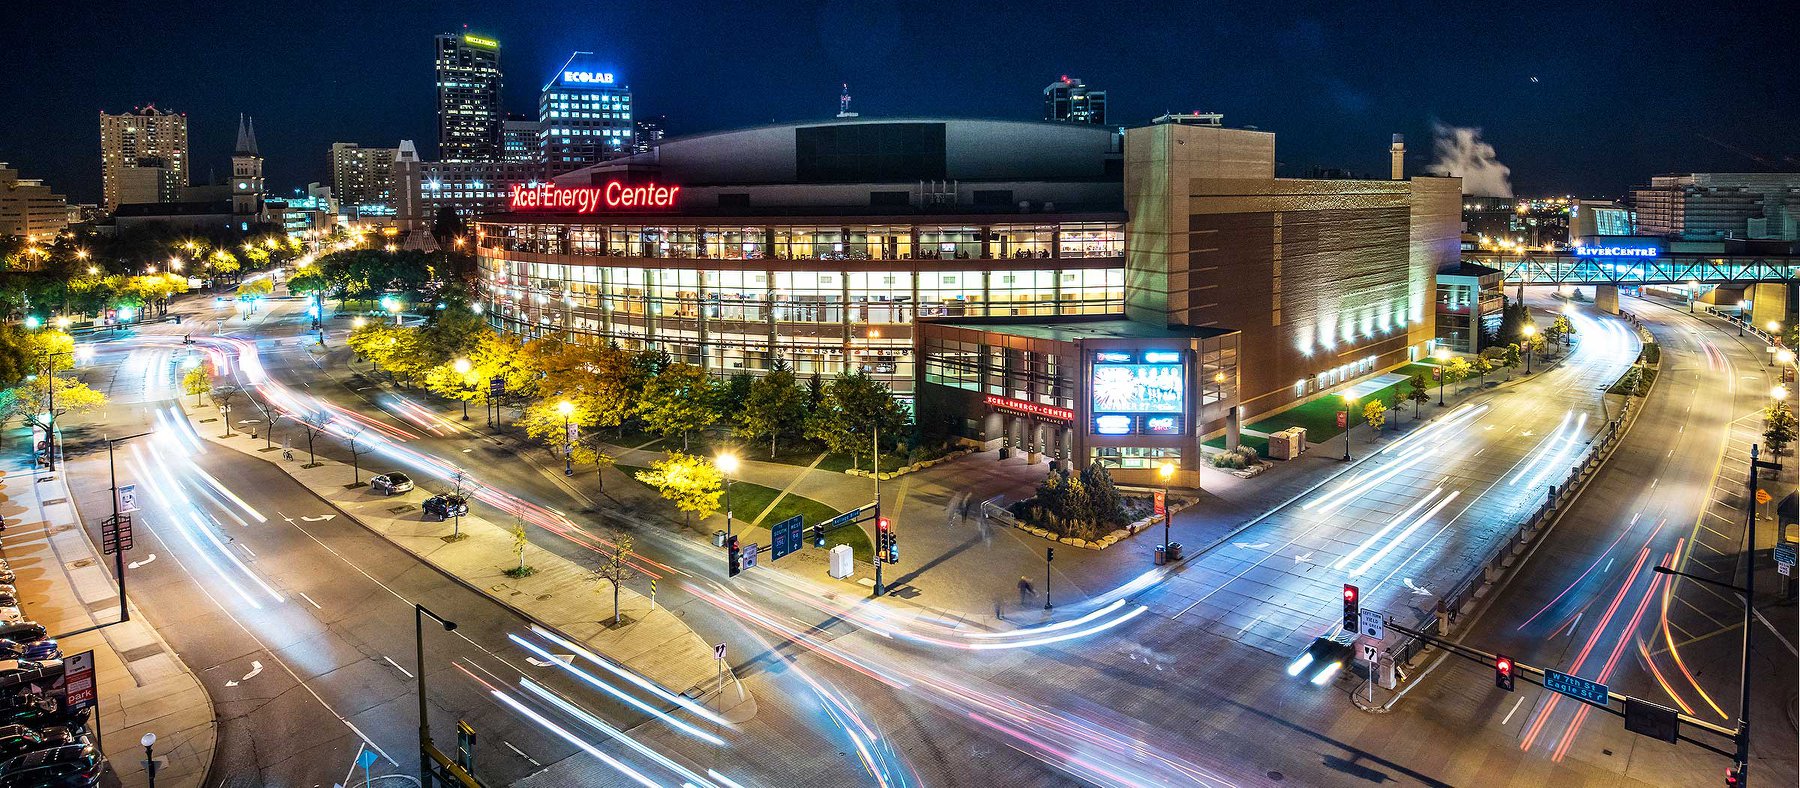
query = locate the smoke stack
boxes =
[1390,134,1405,180]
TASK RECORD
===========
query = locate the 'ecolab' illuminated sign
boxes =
[563,70,615,84]
[509,182,681,213]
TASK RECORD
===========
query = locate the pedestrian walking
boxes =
[1017,576,1034,607]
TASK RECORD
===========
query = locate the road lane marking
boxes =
[1501,695,1527,726]
[503,741,542,767]
[298,592,322,609]
[383,656,413,678]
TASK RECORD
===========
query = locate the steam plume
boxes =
[1427,123,1513,197]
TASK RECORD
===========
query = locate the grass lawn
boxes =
[1247,363,1438,442]
[617,464,854,555]
[1203,433,1271,455]
[814,451,909,474]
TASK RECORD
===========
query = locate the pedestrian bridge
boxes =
[1468,252,1799,286]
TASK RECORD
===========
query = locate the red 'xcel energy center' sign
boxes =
[508,182,681,213]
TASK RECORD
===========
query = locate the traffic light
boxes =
[887,533,900,564]
[1046,547,1055,563]
[1495,655,1515,692]
[876,517,892,562]
[1342,584,1360,630]
[813,524,825,548]
[727,534,741,577]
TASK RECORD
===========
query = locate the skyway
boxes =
[1469,253,1800,285]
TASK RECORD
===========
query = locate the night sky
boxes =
[5,1,1796,204]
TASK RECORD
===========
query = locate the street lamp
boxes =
[1776,348,1795,368]
[352,316,367,330]
[1342,394,1358,461]
[1158,462,1174,560]
[141,732,158,788]
[716,452,740,537]
[1433,345,1450,406]
[1773,385,1789,402]
[1767,320,1782,341]
[452,358,473,420]
[104,431,153,623]
[556,400,574,476]
[1522,324,1537,374]
[414,604,458,788]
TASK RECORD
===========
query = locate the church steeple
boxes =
[235,114,259,157]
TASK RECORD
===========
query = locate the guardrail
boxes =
[1379,325,1659,678]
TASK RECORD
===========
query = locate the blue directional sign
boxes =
[770,515,803,561]
[1544,669,1609,706]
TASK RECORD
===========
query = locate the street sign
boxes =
[770,515,803,561]
[1358,609,1386,640]
[1756,488,1772,505]
[1781,563,1792,577]
[356,749,379,770]
[565,423,579,442]
[1360,643,1379,664]
[1432,367,1441,380]
[101,515,133,555]
[63,651,95,712]
[118,483,139,514]
[489,377,505,396]
[1624,697,1680,743]
[713,643,727,660]
[741,542,759,570]
[1152,490,1166,517]
[1776,543,1797,566]
[1544,669,1609,706]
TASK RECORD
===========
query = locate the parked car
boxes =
[0,725,76,762]
[0,627,45,648]
[422,494,468,521]
[370,473,414,495]
[0,697,72,730]
[0,614,20,629]
[0,588,18,608]
[0,742,104,787]
[0,664,58,684]
[0,569,14,587]
[0,643,53,664]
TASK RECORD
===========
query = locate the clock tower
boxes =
[231,114,263,221]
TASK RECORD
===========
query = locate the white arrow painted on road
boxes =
[300,514,337,522]
[1403,578,1433,596]
[1233,542,1270,551]
[128,554,157,569]
[225,660,264,686]
[1293,551,1315,565]
[525,654,575,668]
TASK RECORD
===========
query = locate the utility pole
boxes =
[105,431,153,624]
[416,605,458,788]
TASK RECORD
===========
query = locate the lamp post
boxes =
[105,431,153,624]
[1433,346,1450,406]
[1687,279,1698,313]
[1158,462,1174,558]
[1774,385,1789,402]
[556,400,574,476]
[1342,394,1358,461]
[1767,320,1782,342]
[1738,300,1749,336]
[141,732,158,788]
[1522,324,1537,374]
[453,358,473,420]
[414,604,458,788]
[716,452,739,538]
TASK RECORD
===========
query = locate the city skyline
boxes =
[5,1,1797,204]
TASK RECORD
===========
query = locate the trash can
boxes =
[1167,542,1183,561]
[1154,545,1167,565]
[712,530,728,547]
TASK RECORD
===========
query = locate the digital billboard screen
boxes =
[1091,362,1184,415]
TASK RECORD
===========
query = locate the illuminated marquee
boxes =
[463,34,498,48]
[984,395,1073,422]
[508,182,681,213]
[563,70,615,84]
[1571,244,1658,258]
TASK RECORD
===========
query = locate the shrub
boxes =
[1210,445,1259,469]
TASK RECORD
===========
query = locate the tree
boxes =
[247,389,281,449]
[1406,374,1430,419]
[634,452,723,528]
[0,376,106,434]
[505,512,535,578]
[1765,402,1797,458]
[293,410,330,467]
[737,368,809,458]
[1471,355,1494,386]
[592,534,636,625]
[432,206,469,249]
[183,365,211,406]
[639,363,718,450]
[0,324,34,389]
[1502,344,1522,375]
[1445,357,1474,395]
[211,385,242,437]
[805,371,909,472]
[1363,398,1388,434]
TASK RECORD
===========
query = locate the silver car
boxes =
[370,472,414,495]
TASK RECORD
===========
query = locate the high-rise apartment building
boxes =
[632,115,666,155]
[1630,172,1800,240]
[502,115,543,163]
[99,105,189,211]
[1044,76,1107,126]
[0,164,69,241]
[329,143,399,205]
[539,53,633,173]
[436,32,504,162]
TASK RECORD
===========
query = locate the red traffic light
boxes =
[1343,584,1358,603]
[1495,654,1516,692]
[1496,657,1512,674]
[877,517,891,533]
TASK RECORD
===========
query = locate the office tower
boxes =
[1043,76,1107,126]
[0,164,69,240]
[436,31,504,161]
[633,115,666,155]
[502,115,543,163]
[99,105,189,211]
[329,143,400,204]
[539,52,633,173]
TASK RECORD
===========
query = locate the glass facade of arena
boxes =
[475,217,1126,395]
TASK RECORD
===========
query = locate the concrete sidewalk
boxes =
[187,420,749,718]
[0,458,215,788]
